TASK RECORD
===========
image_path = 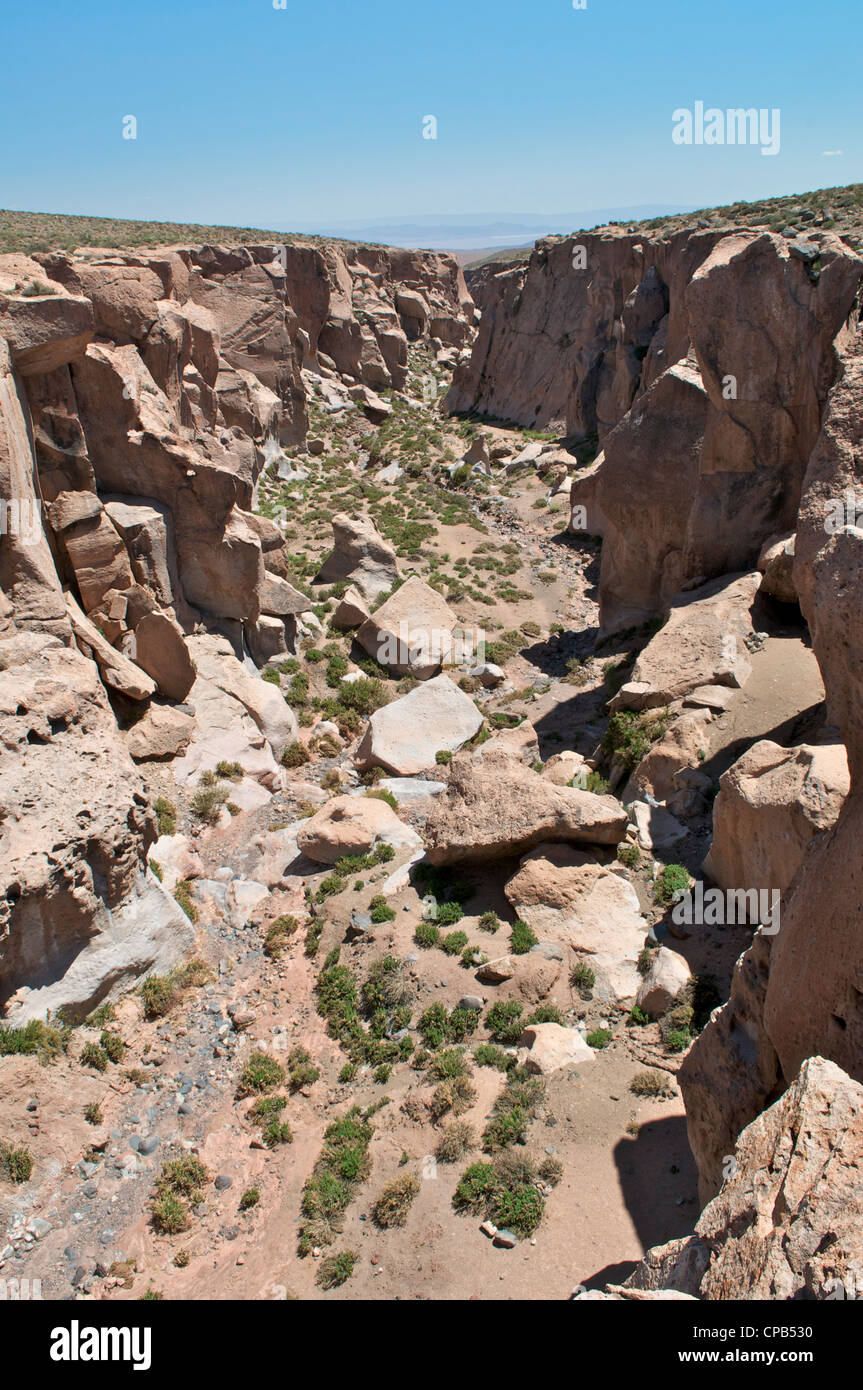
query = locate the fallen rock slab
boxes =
[355,674,483,775]
[424,751,628,864]
[296,793,423,865]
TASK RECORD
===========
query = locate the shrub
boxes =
[478,911,500,933]
[339,677,389,716]
[474,1043,515,1072]
[263,915,299,960]
[153,796,177,836]
[586,1028,612,1049]
[628,1004,650,1026]
[442,930,468,955]
[617,841,640,869]
[570,960,596,991]
[151,1191,190,1234]
[287,1045,320,1091]
[369,895,396,924]
[631,1070,667,1097]
[240,1187,260,1210]
[654,863,690,906]
[526,1004,564,1025]
[373,1171,420,1228]
[0,1142,33,1184]
[430,1074,477,1119]
[538,1156,563,1186]
[486,1000,524,1044]
[418,1003,449,1049]
[365,787,398,811]
[316,1250,356,1288]
[100,1030,126,1063]
[84,1102,103,1125]
[452,1161,496,1212]
[510,919,537,955]
[80,1042,108,1072]
[0,1018,66,1062]
[435,749,453,765]
[435,1120,475,1163]
[491,1179,544,1236]
[664,1028,692,1054]
[282,741,310,768]
[238,1052,286,1096]
[414,922,440,949]
[189,784,229,824]
[428,1048,470,1081]
[173,880,198,923]
[141,973,176,1019]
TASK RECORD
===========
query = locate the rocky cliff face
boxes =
[0,238,473,1020]
[449,227,862,632]
[453,216,863,1225]
[680,326,863,1198]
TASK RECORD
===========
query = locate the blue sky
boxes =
[1,0,860,233]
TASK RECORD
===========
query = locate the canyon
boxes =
[1,187,862,1302]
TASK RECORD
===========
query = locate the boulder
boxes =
[296,794,422,865]
[315,512,399,603]
[356,576,460,678]
[332,583,371,630]
[757,531,797,603]
[424,752,628,865]
[186,634,297,762]
[504,843,646,1004]
[704,740,849,896]
[148,833,204,893]
[517,1023,595,1074]
[0,630,192,1022]
[259,569,312,617]
[132,610,196,702]
[610,572,760,710]
[104,498,175,606]
[629,800,687,852]
[355,674,483,775]
[65,591,156,701]
[636,947,691,1018]
[127,703,196,761]
[628,1058,863,1300]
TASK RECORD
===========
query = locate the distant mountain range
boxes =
[311,207,690,250]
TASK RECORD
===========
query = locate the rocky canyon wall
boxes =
[0,238,473,1021]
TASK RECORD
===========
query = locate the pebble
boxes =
[214,1175,233,1191]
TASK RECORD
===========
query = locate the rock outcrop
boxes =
[424,751,628,864]
[627,1058,863,1300]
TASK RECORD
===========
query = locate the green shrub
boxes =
[153,796,177,836]
[240,1187,260,1210]
[316,1250,356,1288]
[80,1042,108,1072]
[238,1051,286,1096]
[339,677,389,716]
[282,741,310,768]
[151,1190,190,1234]
[452,1161,496,1212]
[264,915,299,960]
[654,863,690,906]
[189,784,229,824]
[173,879,198,922]
[570,960,596,991]
[586,1028,612,1049]
[0,1018,66,1062]
[478,911,500,933]
[369,895,396,924]
[486,1000,524,1044]
[473,1043,515,1072]
[372,1172,420,1228]
[442,930,468,956]
[510,919,537,955]
[84,1102,103,1125]
[617,841,641,869]
[100,1030,126,1063]
[414,922,440,948]
[0,1142,33,1185]
[435,749,453,765]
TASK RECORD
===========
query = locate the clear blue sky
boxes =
[1,0,860,231]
